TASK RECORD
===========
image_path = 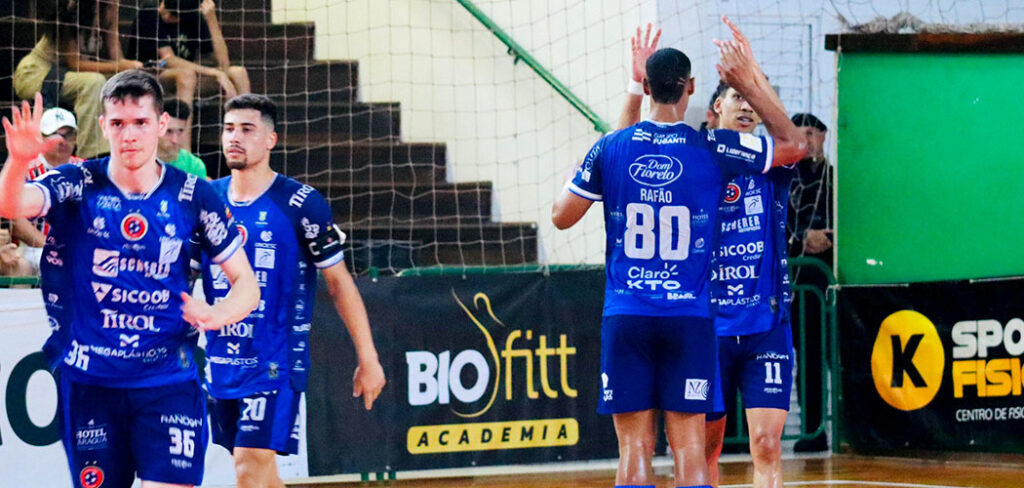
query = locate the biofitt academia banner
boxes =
[305,270,620,475]
[840,277,1024,451]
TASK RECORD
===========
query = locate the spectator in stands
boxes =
[12,108,84,274]
[787,112,832,452]
[13,0,144,158]
[126,0,251,152]
[0,221,33,279]
[158,99,209,178]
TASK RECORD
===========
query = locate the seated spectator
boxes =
[159,99,209,178]
[126,0,251,151]
[13,0,143,158]
[0,222,33,280]
[13,108,85,274]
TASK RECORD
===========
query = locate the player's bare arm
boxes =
[714,25,805,166]
[181,249,259,331]
[617,23,661,130]
[322,262,386,410]
[0,94,54,219]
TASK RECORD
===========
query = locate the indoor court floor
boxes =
[292,455,1024,488]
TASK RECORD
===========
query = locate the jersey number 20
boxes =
[624,203,690,261]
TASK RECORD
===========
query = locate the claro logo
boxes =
[404,291,579,454]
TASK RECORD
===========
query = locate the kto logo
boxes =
[871,310,944,411]
[405,292,577,418]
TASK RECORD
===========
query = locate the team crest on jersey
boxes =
[80,466,104,488]
[121,213,148,241]
[237,224,248,246]
[724,183,741,204]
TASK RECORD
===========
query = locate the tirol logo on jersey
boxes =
[628,154,682,187]
[724,183,741,204]
[121,213,149,241]
[92,249,171,279]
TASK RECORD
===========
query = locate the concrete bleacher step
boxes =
[346,222,539,269]
[193,101,399,144]
[194,142,447,183]
[315,181,493,223]
[219,22,314,63]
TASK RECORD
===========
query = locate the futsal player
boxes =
[0,71,259,488]
[551,23,806,488]
[195,94,386,488]
[619,19,797,487]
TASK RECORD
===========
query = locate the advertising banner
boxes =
[306,270,617,475]
[840,278,1024,451]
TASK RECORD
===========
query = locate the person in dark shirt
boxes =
[125,0,251,150]
[786,112,832,452]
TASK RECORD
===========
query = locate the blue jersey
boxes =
[568,121,774,318]
[32,158,241,388]
[712,167,794,336]
[198,174,345,398]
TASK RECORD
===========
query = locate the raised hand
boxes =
[713,39,758,93]
[353,359,386,410]
[631,23,662,82]
[2,93,58,166]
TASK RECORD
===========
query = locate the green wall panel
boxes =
[837,53,1024,284]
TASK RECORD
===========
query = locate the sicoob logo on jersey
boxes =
[724,183,741,204]
[120,213,148,241]
[80,466,104,488]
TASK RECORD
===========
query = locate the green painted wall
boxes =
[837,53,1024,284]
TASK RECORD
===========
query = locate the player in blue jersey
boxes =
[552,20,805,488]
[195,93,386,488]
[618,20,796,488]
[0,71,259,488]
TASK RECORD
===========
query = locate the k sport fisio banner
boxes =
[305,269,622,475]
[840,277,1024,451]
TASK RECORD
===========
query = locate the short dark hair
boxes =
[162,98,191,121]
[791,113,827,132]
[101,70,163,115]
[162,0,201,15]
[645,48,691,105]
[709,80,730,110]
[224,94,277,129]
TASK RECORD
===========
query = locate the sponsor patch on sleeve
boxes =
[739,133,763,152]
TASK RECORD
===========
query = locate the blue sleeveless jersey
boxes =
[198,174,345,398]
[712,167,794,336]
[31,158,241,387]
[567,121,774,318]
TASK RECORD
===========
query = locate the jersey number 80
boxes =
[623,203,690,261]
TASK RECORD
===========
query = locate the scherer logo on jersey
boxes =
[724,183,741,204]
[121,213,149,241]
[629,154,682,187]
[405,291,580,454]
[92,249,171,279]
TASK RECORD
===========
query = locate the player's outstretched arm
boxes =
[0,94,53,219]
[322,262,386,410]
[181,249,259,331]
[617,24,661,130]
[714,19,805,166]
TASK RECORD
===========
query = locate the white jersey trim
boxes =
[314,250,345,269]
[761,136,775,174]
[28,182,52,218]
[567,182,602,201]
[210,233,244,265]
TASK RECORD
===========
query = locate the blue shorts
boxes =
[708,317,793,420]
[599,314,716,414]
[209,388,302,455]
[58,375,208,487]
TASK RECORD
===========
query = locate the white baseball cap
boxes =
[40,107,78,136]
